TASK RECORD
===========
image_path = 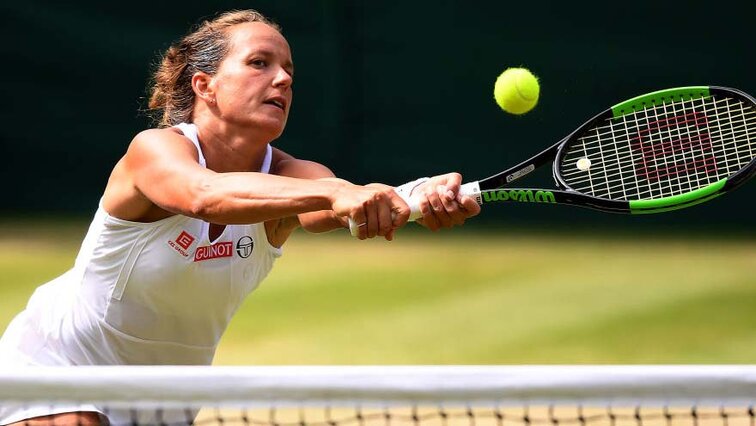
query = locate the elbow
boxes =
[187,180,220,221]
[188,196,212,220]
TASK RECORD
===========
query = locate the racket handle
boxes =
[348,196,422,237]
[347,182,483,236]
[459,181,483,205]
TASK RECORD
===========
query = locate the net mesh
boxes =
[1,366,754,426]
[2,405,754,426]
[559,93,756,201]
[191,405,756,426]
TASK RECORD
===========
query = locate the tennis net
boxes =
[0,366,754,426]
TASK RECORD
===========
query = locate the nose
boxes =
[273,66,293,88]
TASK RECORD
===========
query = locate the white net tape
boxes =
[1,366,754,426]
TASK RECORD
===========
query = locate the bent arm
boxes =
[271,151,350,233]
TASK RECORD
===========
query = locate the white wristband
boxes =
[394,177,428,222]
[394,177,430,199]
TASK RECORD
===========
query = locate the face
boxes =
[209,22,294,138]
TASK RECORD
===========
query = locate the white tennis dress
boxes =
[0,123,282,425]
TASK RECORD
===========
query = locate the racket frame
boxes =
[465,86,756,214]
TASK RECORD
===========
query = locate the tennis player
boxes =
[0,9,479,426]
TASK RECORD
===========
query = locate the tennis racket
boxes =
[349,86,756,236]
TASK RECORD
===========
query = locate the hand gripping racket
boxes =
[349,86,756,236]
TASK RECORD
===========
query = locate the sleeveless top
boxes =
[0,123,282,367]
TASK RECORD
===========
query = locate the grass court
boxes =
[1,219,754,365]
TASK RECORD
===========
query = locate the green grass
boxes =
[1,220,754,365]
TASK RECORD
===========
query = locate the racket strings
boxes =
[559,95,756,201]
[565,99,751,200]
[562,130,754,184]
[568,108,755,164]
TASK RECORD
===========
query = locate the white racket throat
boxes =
[459,181,482,204]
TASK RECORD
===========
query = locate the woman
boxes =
[0,9,479,426]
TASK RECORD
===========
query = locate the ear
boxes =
[191,72,216,105]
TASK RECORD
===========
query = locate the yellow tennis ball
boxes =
[493,67,540,114]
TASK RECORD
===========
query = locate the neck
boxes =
[191,115,272,173]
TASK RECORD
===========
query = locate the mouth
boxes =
[263,97,287,111]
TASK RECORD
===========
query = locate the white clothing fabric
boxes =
[0,123,281,424]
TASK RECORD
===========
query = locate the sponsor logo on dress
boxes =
[168,230,196,257]
[176,231,195,249]
[236,236,254,258]
[194,242,233,262]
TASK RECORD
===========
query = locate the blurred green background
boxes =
[1,1,754,364]
[1,221,754,364]
[2,0,754,227]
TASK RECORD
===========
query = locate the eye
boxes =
[249,58,267,68]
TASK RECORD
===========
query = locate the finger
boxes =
[460,195,482,217]
[389,192,411,228]
[377,196,393,237]
[444,173,463,194]
[439,186,466,226]
[428,187,453,228]
[351,207,368,240]
[365,199,379,239]
[426,189,443,213]
[439,185,457,209]
[349,209,367,240]
[385,228,395,241]
[418,198,441,231]
[356,221,370,239]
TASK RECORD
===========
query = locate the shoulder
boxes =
[270,147,335,179]
[125,127,200,165]
[129,127,194,152]
[270,146,295,167]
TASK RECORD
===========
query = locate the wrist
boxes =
[326,179,351,209]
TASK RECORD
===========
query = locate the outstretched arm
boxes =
[102,129,410,238]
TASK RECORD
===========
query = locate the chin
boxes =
[263,117,287,137]
[259,122,287,141]
[268,127,286,140]
[238,115,288,140]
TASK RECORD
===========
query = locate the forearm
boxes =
[298,210,347,233]
[296,177,350,232]
[188,172,343,225]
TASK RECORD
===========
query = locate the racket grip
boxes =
[348,196,422,237]
[459,181,483,205]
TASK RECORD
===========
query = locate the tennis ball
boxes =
[493,67,540,115]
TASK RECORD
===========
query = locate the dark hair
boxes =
[148,10,281,127]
